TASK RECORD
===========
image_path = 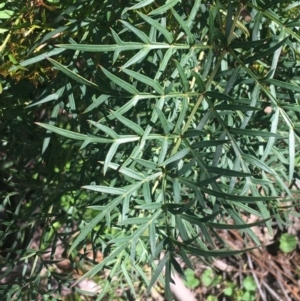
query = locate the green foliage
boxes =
[279,233,298,253]
[207,296,218,301]
[201,268,221,287]
[184,268,200,289]
[190,271,258,301]
[1,0,300,300]
[223,281,235,297]
[239,276,256,301]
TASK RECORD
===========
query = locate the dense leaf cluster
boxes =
[1,0,300,300]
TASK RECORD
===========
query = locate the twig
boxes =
[261,281,283,301]
[246,253,267,301]
[276,271,292,301]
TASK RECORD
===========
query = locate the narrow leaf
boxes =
[103,142,119,175]
[149,0,180,15]
[159,148,190,167]
[174,60,189,93]
[243,37,288,64]
[122,0,155,15]
[82,185,126,195]
[242,153,274,174]
[119,20,150,43]
[110,110,144,136]
[154,106,173,135]
[100,66,139,95]
[206,166,252,177]
[47,58,99,89]
[228,128,281,138]
[206,218,271,229]
[89,120,118,138]
[36,123,113,143]
[118,217,150,225]
[288,128,295,184]
[68,195,125,256]
[72,243,128,286]
[214,104,258,111]
[56,43,144,52]
[121,263,136,298]
[83,94,110,114]
[147,252,169,293]
[121,68,164,94]
[137,12,173,44]
[171,8,194,42]
[265,79,300,93]
[122,47,150,68]
[191,140,228,149]
[200,187,277,203]
[205,91,235,102]
[133,158,158,170]
[191,71,206,93]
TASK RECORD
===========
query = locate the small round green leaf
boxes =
[279,233,298,253]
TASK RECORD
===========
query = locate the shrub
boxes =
[1,0,300,300]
